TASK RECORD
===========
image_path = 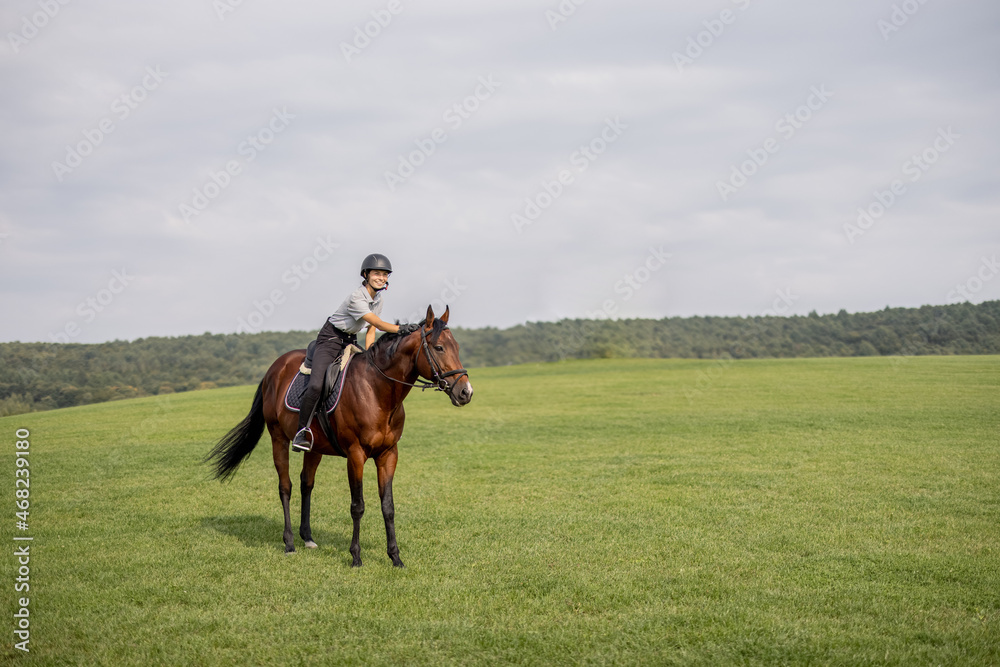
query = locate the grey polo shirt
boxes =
[328,286,384,334]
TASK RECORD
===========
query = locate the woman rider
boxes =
[291,253,418,452]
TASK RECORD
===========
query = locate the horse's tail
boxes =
[205,381,266,481]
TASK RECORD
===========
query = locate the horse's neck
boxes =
[364,347,419,403]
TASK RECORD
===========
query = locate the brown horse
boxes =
[205,305,473,567]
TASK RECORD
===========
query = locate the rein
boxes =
[367,326,468,393]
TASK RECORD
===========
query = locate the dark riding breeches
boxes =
[296,323,355,431]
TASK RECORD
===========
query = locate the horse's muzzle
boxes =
[450,379,473,406]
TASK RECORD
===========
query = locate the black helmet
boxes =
[360,253,392,278]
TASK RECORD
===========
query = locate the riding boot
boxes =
[291,385,321,452]
[292,327,347,452]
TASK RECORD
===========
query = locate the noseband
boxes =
[369,327,468,394]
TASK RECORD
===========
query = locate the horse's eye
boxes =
[434,345,444,352]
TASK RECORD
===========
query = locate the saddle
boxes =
[284,341,363,415]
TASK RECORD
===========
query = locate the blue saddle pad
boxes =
[283,355,353,414]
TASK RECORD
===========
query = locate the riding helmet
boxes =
[360,253,392,278]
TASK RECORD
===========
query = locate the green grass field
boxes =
[2,356,998,665]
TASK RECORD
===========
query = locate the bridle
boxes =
[368,326,468,394]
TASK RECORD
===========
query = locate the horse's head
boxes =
[414,305,473,406]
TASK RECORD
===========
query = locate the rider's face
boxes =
[367,270,389,289]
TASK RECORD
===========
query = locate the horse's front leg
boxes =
[376,446,404,568]
[347,448,366,567]
[299,451,322,549]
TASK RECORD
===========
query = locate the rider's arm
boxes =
[360,312,400,334]
[364,326,377,349]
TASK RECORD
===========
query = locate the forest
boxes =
[1,300,997,416]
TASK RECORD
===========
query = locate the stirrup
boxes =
[290,428,314,453]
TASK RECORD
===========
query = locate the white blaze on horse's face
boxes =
[448,373,473,407]
[440,331,473,406]
[421,305,472,406]
[456,378,473,406]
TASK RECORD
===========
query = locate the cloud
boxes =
[1,0,998,342]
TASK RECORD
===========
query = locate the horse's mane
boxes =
[365,318,447,365]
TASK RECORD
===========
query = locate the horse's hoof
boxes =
[304,540,318,549]
[285,549,296,555]
[392,560,405,569]
[351,559,362,568]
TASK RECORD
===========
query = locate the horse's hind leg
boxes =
[299,451,322,549]
[270,426,296,553]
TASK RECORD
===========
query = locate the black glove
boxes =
[397,323,421,335]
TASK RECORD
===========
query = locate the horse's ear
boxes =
[424,304,435,327]
[440,306,450,325]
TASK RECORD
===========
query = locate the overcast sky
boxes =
[1,0,998,344]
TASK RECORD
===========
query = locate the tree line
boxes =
[1,300,997,416]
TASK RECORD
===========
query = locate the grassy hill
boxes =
[2,356,998,665]
[2,300,998,416]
